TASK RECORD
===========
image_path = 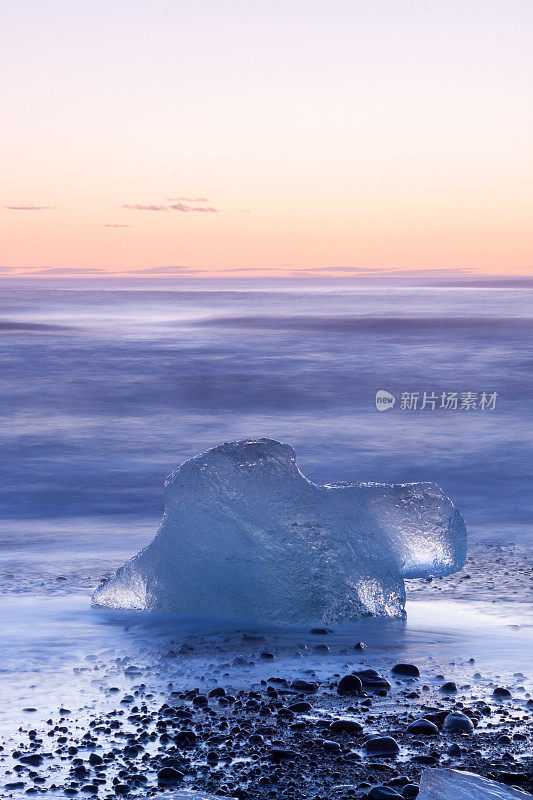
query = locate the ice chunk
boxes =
[93,438,466,622]
[418,768,530,798]
[162,793,232,800]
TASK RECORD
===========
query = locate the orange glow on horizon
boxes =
[1,1,531,279]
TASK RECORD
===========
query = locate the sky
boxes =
[1,0,532,277]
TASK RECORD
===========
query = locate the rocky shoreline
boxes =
[2,639,531,800]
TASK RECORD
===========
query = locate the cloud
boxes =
[122,201,220,213]
[125,266,207,274]
[224,267,289,272]
[30,267,107,275]
[169,203,219,213]
[293,266,381,273]
[121,204,167,211]
[4,205,57,211]
[283,266,479,276]
[99,224,131,228]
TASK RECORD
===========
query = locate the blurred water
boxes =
[0,279,531,533]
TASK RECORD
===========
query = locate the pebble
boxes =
[391,663,420,678]
[329,718,363,734]
[322,739,341,752]
[447,743,462,756]
[493,687,512,698]
[443,711,474,733]
[337,674,363,694]
[291,679,318,692]
[440,681,458,693]
[288,701,312,712]
[157,766,185,784]
[355,669,392,692]
[364,736,400,756]
[269,748,300,763]
[368,787,403,799]
[406,718,439,736]
[2,645,530,799]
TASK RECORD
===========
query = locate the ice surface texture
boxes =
[418,768,530,798]
[93,438,466,622]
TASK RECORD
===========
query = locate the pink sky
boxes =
[1,0,532,277]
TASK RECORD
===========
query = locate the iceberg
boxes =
[93,438,466,622]
[418,768,531,799]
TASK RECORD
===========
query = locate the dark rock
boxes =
[329,719,363,734]
[157,766,184,785]
[291,679,318,692]
[443,712,474,733]
[192,694,208,706]
[440,681,457,693]
[492,772,529,788]
[337,674,363,695]
[322,739,341,752]
[288,701,312,713]
[269,748,300,763]
[175,730,196,745]
[74,765,90,778]
[18,754,43,766]
[402,784,419,798]
[493,687,512,698]
[406,718,439,736]
[411,754,438,765]
[424,710,448,727]
[310,627,332,635]
[208,687,226,698]
[277,707,295,719]
[497,734,512,744]
[88,753,103,766]
[364,736,400,756]
[355,669,391,692]
[447,743,462,756]
[368,787,403,799]
[391,664,420,678]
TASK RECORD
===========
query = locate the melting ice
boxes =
[93,438,466,622]
[418,768,531,799]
